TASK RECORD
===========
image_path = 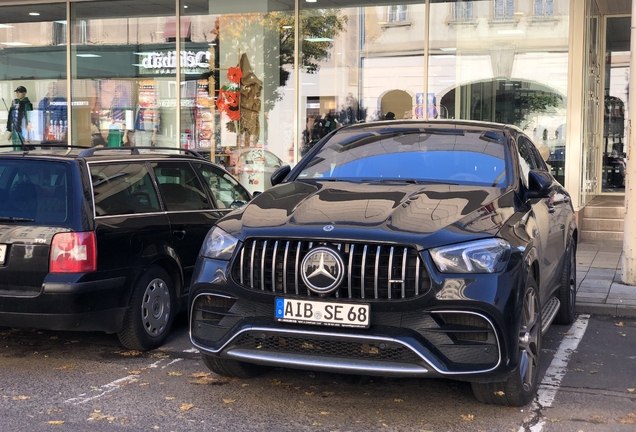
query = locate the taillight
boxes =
[50,232,97,273]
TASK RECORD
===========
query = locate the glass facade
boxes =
[0,0,575,195]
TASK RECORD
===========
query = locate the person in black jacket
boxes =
[6,86,33,150]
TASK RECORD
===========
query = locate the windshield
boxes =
[296,127,509,187]
[0,159,72,225]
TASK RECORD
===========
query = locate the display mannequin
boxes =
[6,86,33,150]
[39,82,68,142]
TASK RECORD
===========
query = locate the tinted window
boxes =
[91,163,161,216]
[196,163,250,209]
[152,162,212,211]
[297,128,508,187]
[0,159,71,224]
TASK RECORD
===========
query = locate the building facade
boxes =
[0,0,629,212]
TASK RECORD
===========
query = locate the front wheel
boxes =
[201,353,268,379]
[555,239,576,325]
[472,276,542,406]
[117,265,176,351]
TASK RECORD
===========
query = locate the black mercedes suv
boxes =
[188,120,578,406]
[0,145,250,350]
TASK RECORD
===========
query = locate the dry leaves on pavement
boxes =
[180,403,194,411]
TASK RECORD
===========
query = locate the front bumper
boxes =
[189,254,526,379]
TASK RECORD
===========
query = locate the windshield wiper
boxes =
[0,216,35,222]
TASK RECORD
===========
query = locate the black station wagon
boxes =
[188,120,578,406]
[0,145,250,350]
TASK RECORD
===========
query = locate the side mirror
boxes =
[527,170,553,198]
[270,165,291,187]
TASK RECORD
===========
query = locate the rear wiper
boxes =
[0,216,35,222]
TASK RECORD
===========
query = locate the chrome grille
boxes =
[231,239,430,300]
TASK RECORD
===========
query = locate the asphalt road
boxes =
[1,314,635,432]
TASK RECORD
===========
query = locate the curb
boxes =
[576,302,636,318]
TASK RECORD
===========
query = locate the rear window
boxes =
[0,159,72,224]
[297,127,509,187]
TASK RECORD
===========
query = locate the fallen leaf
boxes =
[588,415,606,424]
[628,389,635,393]
[47,421,64,425]
[322,391,335,397]
[47,409,62,414]
[270,379,282,386]
[12,395,30,401]
[167,371,182,376]
[621,333,627,337]
[128,370,141,375]
[394,398,404,403]
[149,352,169,358]
[305,392,314,396]
[180,403,194,411]
[320,411,330,415]
[241,383,249,387]
[88,411,115,421]
[55,365,76,370]
[153,427,159,430]
[590,370,598,374]
[165,397,175,401]
[615,322,625,327]
[617,413,636,424]
[312,423,322,427]
[139,383,149,386]
[118,350,142,357]
[461,414,474,421]
[494,391,505,396]
[573,368,584,372]
[548,418,561,422]
[191,372,211,378]
[222,399,236,404]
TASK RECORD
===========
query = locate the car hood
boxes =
[219,181,517,247]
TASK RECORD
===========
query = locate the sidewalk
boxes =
[576,239,636,318]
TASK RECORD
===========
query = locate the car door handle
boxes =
[173,230,186,240]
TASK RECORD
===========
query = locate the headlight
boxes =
[430,238,511,274]
[200,227,239,260]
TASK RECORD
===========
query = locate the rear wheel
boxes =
[555,239,576,325]
[117,265,176,351]
[472,276,541,406]
[201,353,268,379]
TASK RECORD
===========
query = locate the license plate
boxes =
[275,298,370,328]
[0,244,6,265]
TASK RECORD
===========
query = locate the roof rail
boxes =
[0,143,91,152]
[77,146,205,159]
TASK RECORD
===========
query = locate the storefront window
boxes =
[429,0,570,186]
[70,0,177,149]
[0,3,67,150]
[298,1,427,159]
[180,0,294,194]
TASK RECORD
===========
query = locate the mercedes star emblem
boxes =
[301,247,344,294]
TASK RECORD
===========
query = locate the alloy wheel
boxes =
[518,287,540,392]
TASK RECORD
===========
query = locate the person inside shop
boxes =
[133,100,160,147]
[39,82,68,142]
[6,85,33,151]
[107,84,132,147]
[384,111,396,120]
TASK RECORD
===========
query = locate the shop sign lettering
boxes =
[140,51,210,74]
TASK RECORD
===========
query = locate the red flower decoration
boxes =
[227,66,243,84]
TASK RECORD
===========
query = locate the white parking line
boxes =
[519,314,590,432]
[65,376,139,405]
[65,357,184,405]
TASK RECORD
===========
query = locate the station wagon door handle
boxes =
[173,230,186,240]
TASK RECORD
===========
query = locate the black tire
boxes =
[472,276,542,406]
[554,239,576,325]
[117,265,176,351]
[200,353,268,379]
